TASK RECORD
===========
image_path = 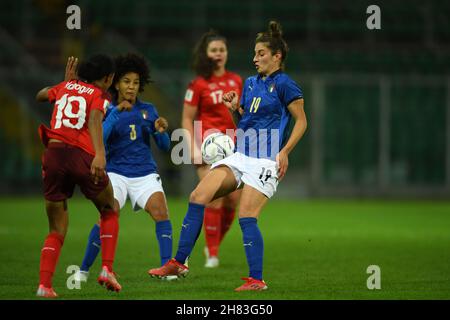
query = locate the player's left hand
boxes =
[155,117,168,133]
[276,150,289,181]
[90,155,106,185]
[64,56,78,82]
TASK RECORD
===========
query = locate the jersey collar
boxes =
[257,69,283,81]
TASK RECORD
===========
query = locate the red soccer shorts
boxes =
[42,142,109,201]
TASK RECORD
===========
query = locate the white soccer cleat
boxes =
[74,270,89,282]
[204,247,219,268]
[205,256,219,268]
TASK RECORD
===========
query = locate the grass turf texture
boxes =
[0,197,449,299]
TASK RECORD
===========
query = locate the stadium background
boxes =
[0,0,449,300]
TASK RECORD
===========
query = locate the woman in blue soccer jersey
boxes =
[149,21,307,291]
[75,53,175,282]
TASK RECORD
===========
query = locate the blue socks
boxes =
[174,202,205,264]
[155,220,173,266]
[239,217,264,280]
[80,224,101,272]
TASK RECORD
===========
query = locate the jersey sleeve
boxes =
[240,78,249,107]
[47,81,66,103]
[91,91,110,113]
[234,74,243,101]
[184,79,201,107]
[278,77,304,107]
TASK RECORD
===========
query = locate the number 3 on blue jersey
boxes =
[249,97,261,113]
[129,124,137,140]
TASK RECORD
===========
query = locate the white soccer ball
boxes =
[201,132,235,165]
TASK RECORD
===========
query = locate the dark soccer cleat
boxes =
[234,277,268,292]
[36,284,58,298]
[97,266,121,292]
[148,258,189,279]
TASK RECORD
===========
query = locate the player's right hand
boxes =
[222,91,239,111]
[117,100,133,112]
[64,56,78,81]
[91,155,106,185]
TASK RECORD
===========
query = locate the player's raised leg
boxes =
[37,200,68,298]
[235,184,269,292]
[148,166,237,278]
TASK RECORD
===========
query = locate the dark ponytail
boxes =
[255,20,289,70]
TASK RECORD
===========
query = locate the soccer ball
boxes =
[201,132,235,165]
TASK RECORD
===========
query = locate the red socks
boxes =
[203,207,222,257]
[204,207,236,257]
[220,208,236,242]
[39,232,64,288]
[100,209,119,272]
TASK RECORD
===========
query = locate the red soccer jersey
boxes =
[184,71,242,141]
[38,80,109,156]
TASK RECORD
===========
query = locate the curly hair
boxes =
[255,21,289,70]
[192,30,227,79]
[109,53,151,100]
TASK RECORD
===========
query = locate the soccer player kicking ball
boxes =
[36,55,121,297]
[74,53,176,282]
[149,21,307,291]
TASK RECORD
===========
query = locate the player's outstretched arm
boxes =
[276,98,307,181]
[36,87,50,102]
[36,57,79,102]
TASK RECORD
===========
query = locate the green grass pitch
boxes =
[0,197,449,299]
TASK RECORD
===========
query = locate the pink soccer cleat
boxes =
[97,266,121,292]
[234,277,268,292]
[148,258,189,279]
[36,284,58,298]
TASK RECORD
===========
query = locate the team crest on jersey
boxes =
[228,80,236,87]
[141,110,148,120]
[103,100,110,112]
[269,83,276,93]
[185,89,193,102]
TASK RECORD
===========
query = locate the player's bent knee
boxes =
[238,210,260,219]
[147,206,169,222]
[150,212,169,222]
[189,189,210,205]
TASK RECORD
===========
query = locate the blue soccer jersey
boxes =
[104,99,170,178]
[237,70,303,160]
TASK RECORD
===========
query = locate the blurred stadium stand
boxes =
[0,0,449,198]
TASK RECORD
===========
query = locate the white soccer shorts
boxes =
[107,172,165,211]
[211,152,279,198]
